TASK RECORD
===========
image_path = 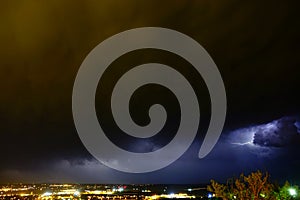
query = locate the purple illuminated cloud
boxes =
[228,116,300,148]
[253,117,300,147]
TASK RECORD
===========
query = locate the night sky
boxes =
[1,1,300,184]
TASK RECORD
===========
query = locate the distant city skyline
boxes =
[0,183,209,200]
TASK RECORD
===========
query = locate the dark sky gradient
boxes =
[0,0,300,183]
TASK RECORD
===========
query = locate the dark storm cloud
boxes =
[0,159,112,183]
[0,0,300,183]
[227,116,300,150]
[1,117,300,184]
[253,117,300,147]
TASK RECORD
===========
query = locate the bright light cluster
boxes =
[288,188,297,197]
[147,193,195,199]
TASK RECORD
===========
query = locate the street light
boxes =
[288,188,297,197]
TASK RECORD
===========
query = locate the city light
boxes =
[73,191,80,197]
[207,193,212,198]
[147,193,196,199]
[42,192,53,197]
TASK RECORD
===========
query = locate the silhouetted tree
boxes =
[208,170,277,200]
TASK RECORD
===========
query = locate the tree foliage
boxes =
[208,170,277,200]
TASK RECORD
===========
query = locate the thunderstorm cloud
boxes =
[253,117,300,147]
